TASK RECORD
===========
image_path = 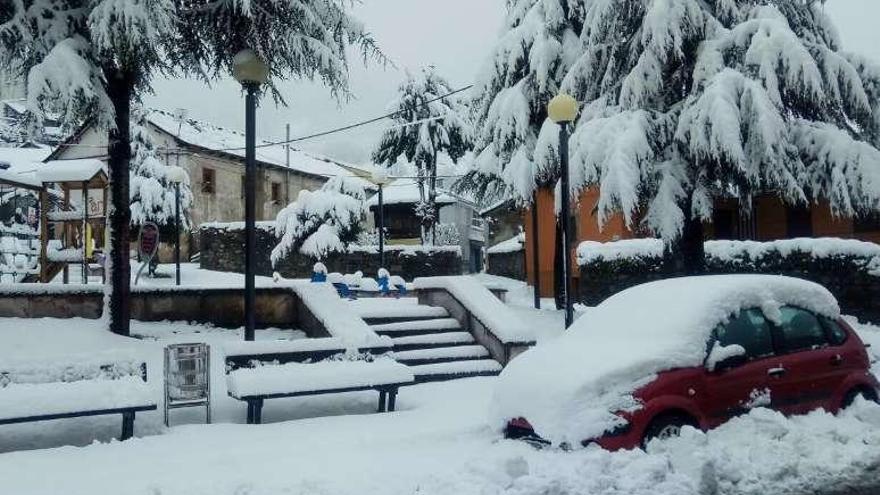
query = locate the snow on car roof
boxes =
[490,275,840,446]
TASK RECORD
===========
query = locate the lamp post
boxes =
[372,169,391,269]
[547,93,579,328]
[166,166,187,286]
[233,49,269,342]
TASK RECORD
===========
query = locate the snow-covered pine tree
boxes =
[0,0,382,335]
[466,0,880,274]
[272,176,367,262]
[456,0,585,204]
[563,0,880,272]
[129,108,193,229]
[373,67,471,244]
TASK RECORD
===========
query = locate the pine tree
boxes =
[0,0,382,335]
[272,176,366,262]
[373,67,471,244]
[466,0,880,274]
[129,108,193,228]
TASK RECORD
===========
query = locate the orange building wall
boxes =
[811,199,853,238]
[755,196,788,241]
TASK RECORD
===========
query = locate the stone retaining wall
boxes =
[487,250,526,281]
[200,224,463,279]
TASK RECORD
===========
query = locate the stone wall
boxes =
[487,250,526,281]
[579,251,880,324]
[200,224,463,279]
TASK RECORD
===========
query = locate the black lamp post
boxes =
[233,49,269,342]
[547,93,579,328]
[372,169,391,268]
[166,166,187,286]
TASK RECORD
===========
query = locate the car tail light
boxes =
[505,418,551,446]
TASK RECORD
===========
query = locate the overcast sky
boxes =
[146,0,880,166]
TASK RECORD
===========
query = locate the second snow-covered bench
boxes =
[0,355,157,440]
[226,358,415,424]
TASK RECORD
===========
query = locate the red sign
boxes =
[138,222,160,260]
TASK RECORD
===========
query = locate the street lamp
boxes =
[547,93,578,328]
[166,165,187,286]
[233,48,269,342]
[372,169,392,269]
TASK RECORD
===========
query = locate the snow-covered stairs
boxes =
[349,298,502,383]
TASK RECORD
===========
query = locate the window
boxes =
[201,168,215,194]
[271,182,281,203]
[821,317,848,346]
[777,307,828,352]
[712,309,775,360]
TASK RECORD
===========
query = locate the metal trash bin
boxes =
[164,343,211,426]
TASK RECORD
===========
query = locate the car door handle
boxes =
[768,367,786,377]
[830,354,843,366]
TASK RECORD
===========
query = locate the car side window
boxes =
[777,307,829,352]
[820,317,848,346]
[713,308,775,360]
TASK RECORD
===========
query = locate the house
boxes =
[521,185,880,297]
[1,99,66,145]
[366,178,487,273]
[47,109,370,260]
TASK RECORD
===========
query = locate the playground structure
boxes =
[0,159,108,284]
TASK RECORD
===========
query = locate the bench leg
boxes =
[253,399,263,425]
[121,411,135,441]
[377,390,387,413]
[388,389,398,412]
[246,401,254,425]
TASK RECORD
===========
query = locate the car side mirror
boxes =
[705,342,747,372]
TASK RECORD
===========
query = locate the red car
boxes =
[498,276,879,451]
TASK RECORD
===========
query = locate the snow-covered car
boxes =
[494,275,879,451]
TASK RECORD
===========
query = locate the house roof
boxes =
[146,109,363,181]
[38,159,107,184]
[365,178,458,208]
[0,146,53,190]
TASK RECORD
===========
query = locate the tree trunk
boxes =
[106,68,133,336]
[664,200,706,276]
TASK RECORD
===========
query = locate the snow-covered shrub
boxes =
[272,177,367,262]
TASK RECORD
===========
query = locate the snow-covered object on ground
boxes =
[272,176,366,261]
[491,275,841,445]
[226,358,414,398]
[487,232,525,254]
[223,337,386,360]
[0,376,153,421]
[342,272,362,287]
[46,247,83,262]
[377,267,390,279]
[350,244,461,256]
[414,276,534,343]
[286,281,385,348]
[389,275,406,287]
[577,237,880,275]
[359,277,380,292]
[327,272,344,284]
[313,262,328,275]
[0,350,143,387]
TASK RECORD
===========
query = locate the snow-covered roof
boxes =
[365,178,457,207]
[38,159,107,184]
[491,275,840,445]
[486,233,524,254]
[147,109,361,180]
[0,146,52,189]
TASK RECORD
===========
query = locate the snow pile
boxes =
[491,275,840,445]
[286,281,386,348]
[226,357,414,398]
[577,238,664,264]
[415,276,534,343]
[349,244,461,256]
[849,318,880,378]
[487,232,525,254]
[0,350,144,387]
[200,221,276,232]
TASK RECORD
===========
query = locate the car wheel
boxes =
[842,387,879,409]
[641,414,697,449]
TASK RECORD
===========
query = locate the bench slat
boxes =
[231,382,411,401]
[0,405,157,426]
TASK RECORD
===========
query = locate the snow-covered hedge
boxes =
[577,237,880,276]
[487,232,525,255]
[0,350,145,388]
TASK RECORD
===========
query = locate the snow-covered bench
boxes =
[226,358,415,424]
[0,356,156,440]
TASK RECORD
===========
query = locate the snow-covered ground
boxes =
[1,272,879,494]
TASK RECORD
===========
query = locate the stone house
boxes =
[46,109,368,260]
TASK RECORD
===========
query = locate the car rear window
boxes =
[777,307,829,352]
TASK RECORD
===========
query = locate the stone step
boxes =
[371,318,462,337]
[408,359,503,383]
[390,332,475,351]
[393,345,489,366]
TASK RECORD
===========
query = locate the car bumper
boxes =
[505,418,641,451]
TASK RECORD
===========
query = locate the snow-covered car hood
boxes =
[490,275,840,446]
